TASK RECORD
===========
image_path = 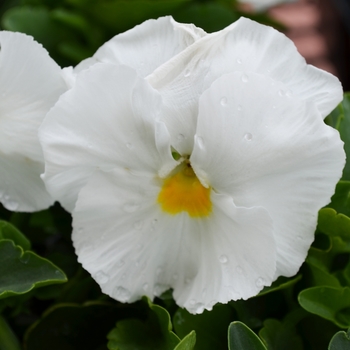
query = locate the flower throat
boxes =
[157,160,212,218]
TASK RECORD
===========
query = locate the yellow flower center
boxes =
[157,162,212,217]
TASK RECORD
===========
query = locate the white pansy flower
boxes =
[0,31,68,212]
[39,18,345,313]
[61,16,207,88]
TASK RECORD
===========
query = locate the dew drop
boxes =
[113,286,131,302]
[202,288,207,299]
[241,74,249,83]
[4,195,9,201]
[151,219,158,231]
[196,136,205,149]
[278,89,285,97]
[244,133,253,141]
[184,69,191,77]
[236,266,243,274]
[177,133,185,141]
[173,273,178,280]
[286,90,293,98]
[220,97,227,106]
[143,283,149,291]
[154,284,165,295]
[6,201,18,211]
[77,227,83,234]
[255,277,264,287]
[123,202,139,213]
[125,142,133,149]
[190,299,196,305]
[121,273,126,280]
[95,271,109,284]
[185,278,192,285]
[117,259,125,267]
[237,105,242,111]
[140,61,145,66]
[297,235,303,240]
[133,220,144,230]
[272,105,277,110]
[80,241,93,252]
[156,267,163,276]
[219,255,228,264]
[20,255,30,264]
[236,58,242,64]
[55,270,61,276]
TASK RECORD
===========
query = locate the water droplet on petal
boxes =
[151,219,158,231]
[173,273,178,280]
[123,202,139,213]
[241,74,249,83]
[286,90,293,98]
[278,89,285,97]
[220,97,227,106]
[117,259,125,267]
[177,133,185,141]
[196,136,205,149]
[190,299,196,305]
[244,133,253,141]
[297,235,303,240]
[156,267,163,276]
[185,278,192,285]
[202,288,207,299]
[55,270,61,276]
[113,286,131,302]
[77,227,83,234]
[95,271,109,284]
[236,266,243,274]
[255,277,265,288]
[184,69,191,77]
[133,220,144,230]
[140,61,145,66]
[237,105,242,111]
[219,255,228,264]
[272,105,277,110]
[126,142,133,149]
[6,201,18,211]
[143,283,149,291]
[236,58,242,64]
[154,284,166,296]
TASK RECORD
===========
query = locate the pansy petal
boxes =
[191,71,345,278]
[147,18,341,152]
[0,31,67,211]
[75,16,206,77]
[73,169,276,314]
[40,63,177,211]
[0,153,53,212]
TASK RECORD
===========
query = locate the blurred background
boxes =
[0,0,349,90]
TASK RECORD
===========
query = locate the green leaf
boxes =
[173,303,235,350]
[328,181,350,217]
[298,286,350,328]
[318,208,350,240]
[0,315,22,350]
[0,220,30,250]
[107,298,180,350]
[228,321,267,350]
[327,93,350,180]
[329,329,350,350]
[0,240,67,299]
[258,311,305,350]
[25,302,123,350]
[257,275,302,296]
[174,331,196,350]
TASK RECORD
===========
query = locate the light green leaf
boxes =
[329,329,350,350]
[174,331,196,350]
[0,240,67,299]
[298,286,350,328]
[318,208,350,240]
[328,181,350,217]
[228,321,267,350]
[173,303,234,350]
[107,297,180,350]
[0,220,30,250]
[0,315,21,350]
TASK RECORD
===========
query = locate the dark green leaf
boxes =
[173,303,234,350]
[328,181,350,217]
[298,286,350,328]
[327,93,350,180]
[0,240,66,299]
[107,298,180,350]
[329,329,350,350]
[25,302,123,350]
[228,321,266,350]
[0,220,30,250]
[0,315,21,350]
[318,208,350,240]
[257,275,302,296]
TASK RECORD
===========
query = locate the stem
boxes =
[0,315,22,350]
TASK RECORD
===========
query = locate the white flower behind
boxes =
[0,31,68,212]
[39,17,345,313]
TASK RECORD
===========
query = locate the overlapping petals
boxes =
[39,16,345,313]
[0,31,68,211]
